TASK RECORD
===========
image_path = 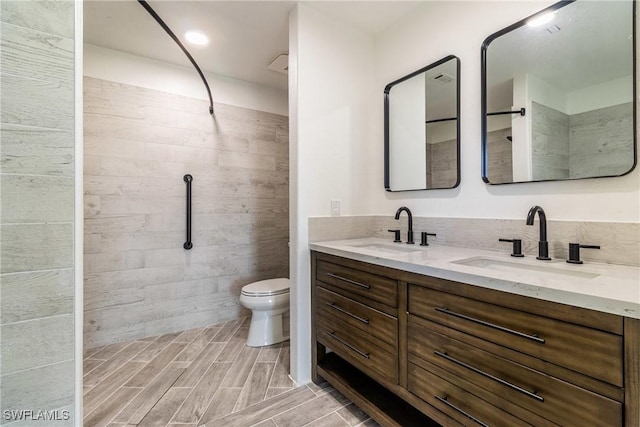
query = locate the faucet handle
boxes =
[420,232,437,246]
[388,229,401,243]
[567,243,600,264]
[499,238,524,257]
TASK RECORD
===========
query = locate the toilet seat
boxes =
[241,278,290,297]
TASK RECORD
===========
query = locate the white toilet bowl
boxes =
[239,278,290,347]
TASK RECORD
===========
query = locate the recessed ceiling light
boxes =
[185,31,209,46]
[527,11,556,27]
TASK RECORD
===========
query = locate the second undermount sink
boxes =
[453,256,600,280]
[350,243,421,254]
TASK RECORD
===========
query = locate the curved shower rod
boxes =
[137,0,214,115]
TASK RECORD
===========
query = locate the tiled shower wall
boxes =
[0,1,76,424]
[83,77,289,347]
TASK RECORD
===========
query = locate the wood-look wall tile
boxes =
[98,156,184,178]
[0,269,73,324]
[85,136,146,159]
[1,315,74,374]
[1,22,73,83]
[1,0,74,37]
[0,360,74,414]
[1,174,73,223]
[84,251,145,274]
[1,74,73,130]
[1,223,73,274]
[0,125,73,176]
[218,151,276,171]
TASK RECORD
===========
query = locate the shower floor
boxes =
[82,317,378,426]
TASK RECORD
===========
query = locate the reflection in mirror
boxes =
[482,0,636,184]
[385,55,460,191]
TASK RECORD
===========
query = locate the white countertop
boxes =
[309,238,640,319]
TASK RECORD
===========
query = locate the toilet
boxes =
[239,278,290,347]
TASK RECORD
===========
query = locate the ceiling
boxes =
[84,1,425,91]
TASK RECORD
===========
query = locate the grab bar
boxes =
[183,174,193,250]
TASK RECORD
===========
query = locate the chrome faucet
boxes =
[526,205,551,260]
[394,206,414,244]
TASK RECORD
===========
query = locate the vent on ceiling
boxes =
[546,25,561,34]
[268,54,289,74]
[433,72,454,84]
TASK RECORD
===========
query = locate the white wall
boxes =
[84,44,288,116]
[289,3,375,384]
[369,1,639,222]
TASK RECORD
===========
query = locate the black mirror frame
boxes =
[384,55,461,192]
[480,0,637,185]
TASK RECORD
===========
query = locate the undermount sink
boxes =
[350,243,420,254]
[452,256,600,280]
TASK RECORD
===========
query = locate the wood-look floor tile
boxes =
[84,361,146,415]
[234,362,274,411]
[265,387,291,399]
[201,326,223,342]
[83,386,142,427]
[257,343,282,362]
[84,345,105,359]
[221,345,260,387]
[206,387,316,427]
[304,412,351,427]
[272,390,350,427]
[125,342,186,387]
[84,358,104,375]
[356,418,380,426]
[113,364,185,424]
[215,335,245,362]
[337,403,371,426]
[174,327,206,343]
[268,341,292,388]
[306,381,334,396]
[132,331,181,362]
[174,342,224,387]
[90,342,129,360]
[85,341,151,386]
[251,420,277,427]
[175,329,210,362]
[171,362,232,423]
[197,387,242,425]
[210,318,243,342]
[138,387,191,426]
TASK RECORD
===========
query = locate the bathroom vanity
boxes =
[310,239,639,427]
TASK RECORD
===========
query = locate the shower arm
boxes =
[137,0,214,115]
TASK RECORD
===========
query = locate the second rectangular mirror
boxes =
[385,55,461,191]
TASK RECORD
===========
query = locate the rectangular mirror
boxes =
[385,55,460,191]
[482,0,636,184]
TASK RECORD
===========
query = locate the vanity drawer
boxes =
[408,317,622,427]
[408,284,623,386]
[408,362,536,427]
[317,260,397,308]
[316,287,397,348]
[317,314,398,383]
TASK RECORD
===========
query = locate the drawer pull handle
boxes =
[435,395,490,427]
[327,303,370,324]
[435,307,545,344]
[326,273,371,290]
[435,351,544,402]
[327,331,370,359]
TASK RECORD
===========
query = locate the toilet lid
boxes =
[241,278,290,297]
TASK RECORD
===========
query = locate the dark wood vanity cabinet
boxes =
[311,251,640,427]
